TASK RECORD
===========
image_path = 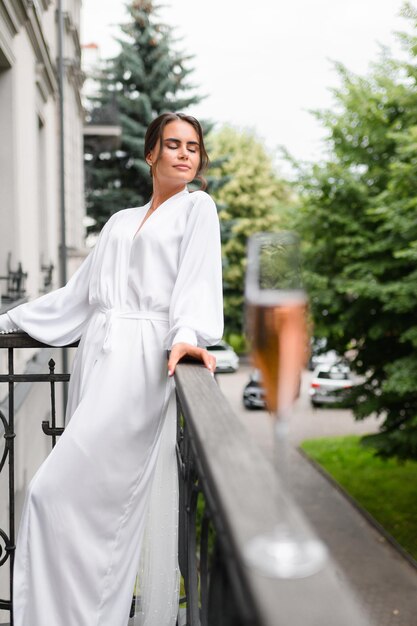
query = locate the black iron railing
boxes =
[0,335,371,626]
[0,255,27,307]
[40,261,54,294]
[0,334,73,626]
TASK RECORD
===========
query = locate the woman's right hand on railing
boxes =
[167,343,216,377]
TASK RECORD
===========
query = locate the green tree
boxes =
[294,4,417,460]
[208,126,294,339]
[85,0,201,230]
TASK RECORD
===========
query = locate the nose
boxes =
[178,144,188,159]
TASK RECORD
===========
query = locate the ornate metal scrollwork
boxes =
[0,527,13,568]
[0,408,14,473]
[41,358,65,447]
[0,252,27,304]
[40,260,54,293]
[0,339,68,623]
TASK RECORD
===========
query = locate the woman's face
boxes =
[147,120,201,188]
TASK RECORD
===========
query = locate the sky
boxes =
[81,0,408,171]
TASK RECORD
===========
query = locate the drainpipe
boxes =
[57,0,68,410]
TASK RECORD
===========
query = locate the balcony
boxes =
[0,334,370,625]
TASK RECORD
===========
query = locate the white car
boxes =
[308,338,340,371]
[207,341,239,373]
[309,362,354,407]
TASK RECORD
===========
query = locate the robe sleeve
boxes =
[5,252,95,346]
[4,217,115,346]
[0,313,20,332]
[166,192,224,349]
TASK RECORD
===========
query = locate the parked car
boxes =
[308,337,339,371]
[309,362,354,407]
[242,369,267,409]
[207,341,239,373]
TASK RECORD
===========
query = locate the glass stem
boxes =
[273,412,290,493]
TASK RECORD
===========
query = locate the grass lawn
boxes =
[301,435,417,562]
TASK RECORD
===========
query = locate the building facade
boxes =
[0,2,85,618]
[0,0,85,309]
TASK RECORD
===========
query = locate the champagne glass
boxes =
[244,231,327,578]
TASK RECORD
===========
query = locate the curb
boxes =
[297,446,417,573]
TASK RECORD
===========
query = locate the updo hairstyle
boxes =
[144,112,209,190]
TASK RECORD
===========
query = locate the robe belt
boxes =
[98,307,169,353]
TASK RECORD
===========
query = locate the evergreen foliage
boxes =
[85,0,201,230]
[294,4,417,460]
[208,126,294,337]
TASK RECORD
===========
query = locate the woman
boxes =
[0,112,223,626]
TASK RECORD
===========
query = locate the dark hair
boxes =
[144,112,209,190]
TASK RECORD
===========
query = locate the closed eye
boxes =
[165,139,200,153]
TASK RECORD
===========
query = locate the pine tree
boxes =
[85,0,201,230]
[208,126,294,340]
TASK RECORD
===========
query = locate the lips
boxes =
[174,165,191,171]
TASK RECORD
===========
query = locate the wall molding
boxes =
[0,0,24,36]
[40,0,53,11]
[24,2,57,96]
[0,13,15,67]
[64,11,81,59]
[0,1,58,96]
[36,60,51,103]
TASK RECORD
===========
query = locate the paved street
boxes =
[217,363,382,450]
[217,363,417,626]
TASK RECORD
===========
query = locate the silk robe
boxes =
[3,188,223,626]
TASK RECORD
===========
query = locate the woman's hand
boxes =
[167,343,216,377]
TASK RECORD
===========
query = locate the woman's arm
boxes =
[5,215,115,346]
[5,252,95,345]
[166,192,224,374]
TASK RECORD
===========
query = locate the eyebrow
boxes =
[164,137,200,146]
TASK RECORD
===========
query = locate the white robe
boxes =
[4,188,223,626]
